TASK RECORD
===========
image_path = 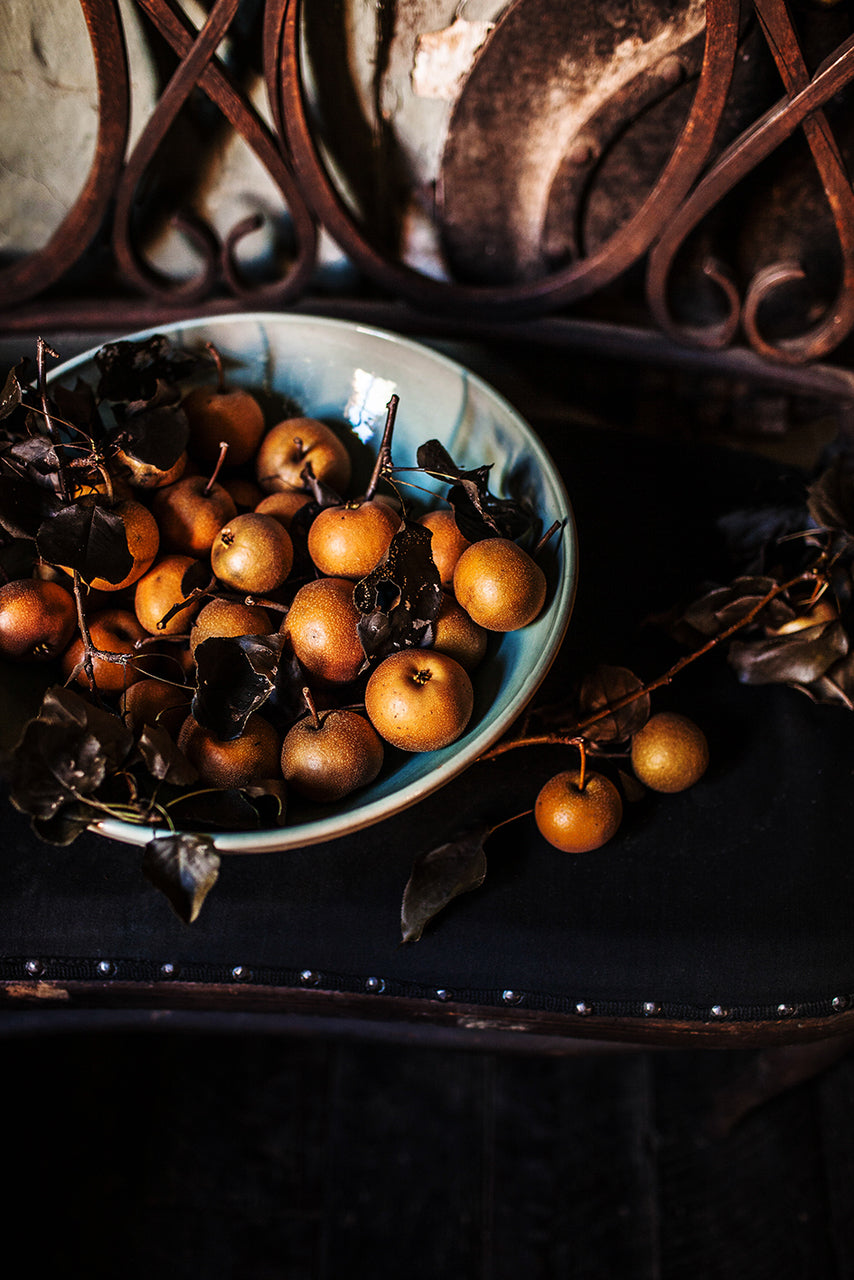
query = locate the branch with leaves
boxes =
[399,463,854,942]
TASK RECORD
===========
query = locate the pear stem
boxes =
[302,686,321,730]
[204,441,229,494]
[365,394,399,501]
[242,595,288,614]
[205,342,227,395]
[534,520,562,556]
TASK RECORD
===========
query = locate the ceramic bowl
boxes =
[43,313,577,852]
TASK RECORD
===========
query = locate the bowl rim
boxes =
[46,312,578,853]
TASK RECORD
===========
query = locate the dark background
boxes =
[2,339,853,1276]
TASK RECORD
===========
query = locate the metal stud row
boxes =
[14,962,852,1023]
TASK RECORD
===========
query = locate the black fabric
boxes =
[1,417,852,1019]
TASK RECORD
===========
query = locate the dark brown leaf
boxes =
[728,619,849,686]
[95,335,197,405]
[31,800,94,846]
[617,768,647,803]
[9,686,133,821]
[0,473,61,538]
[0,366,23,421]
[354,520,442,663]
[676,577,779,642]
[52,378,104,440]
[401,823,489,943]
[165,786,263,831]
[242,778,288,826]
[36,498,133,585]
[416,439,533,542]
[109,403,189,471]
[137,723,198,786]
[807,454,854,539]
[578,665,650,744]
[142,832,221,924]
[193,633,285,740]
[805,650,854,708]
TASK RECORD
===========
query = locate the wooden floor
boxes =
[6,1029,854,1278]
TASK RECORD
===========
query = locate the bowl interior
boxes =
[43,314,577,852]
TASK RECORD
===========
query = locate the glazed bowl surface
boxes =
[41,313,577,852]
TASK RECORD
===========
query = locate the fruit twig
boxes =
[70,571,98,693]
[36,339,70,502]
[479,568,824,761]
[534,520,562,556]
[156,576,218,630]
[365,394,399,501]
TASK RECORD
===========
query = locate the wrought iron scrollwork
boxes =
[3,0,854,368]
[273,0,742,318]
[114,0,317,305]
[647,0,854,364]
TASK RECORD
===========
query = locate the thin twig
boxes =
[479,568,823,762]
[365,394,399,501]
[36,338,70,502]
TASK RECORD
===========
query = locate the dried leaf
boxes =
[805,650,854,708]
[716,503,812,569]
[137,723,198,786]
[8,434,63,475]
[401,823,489,943]
[52,379,104,441]
[242,778,288,827]
[617,767,647,803]
[31,800,94,846]
[415,439,533,542]
[354,520,442,663]
[109,403,189,471]
[728,619,848,686]
[36,498,133,585]
[676,576,779,642]
[807,454,854,539]
[578,665,650,744]
[0,473,61,538]
[9,686,133,821]
[165,785,263,831]
[0,366,23,421]
[95,335,197,405]
[193,633,285,740]
[142,832,221,924]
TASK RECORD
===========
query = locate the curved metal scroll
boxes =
[114,0,317,306]
[272,0,743,318]
[0,0,130,309]
[647,1,854,363]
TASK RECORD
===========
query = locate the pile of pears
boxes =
[0,354,550,816]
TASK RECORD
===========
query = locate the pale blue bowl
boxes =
[48,314,577,852]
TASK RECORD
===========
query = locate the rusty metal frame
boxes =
[2,0,854,370]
